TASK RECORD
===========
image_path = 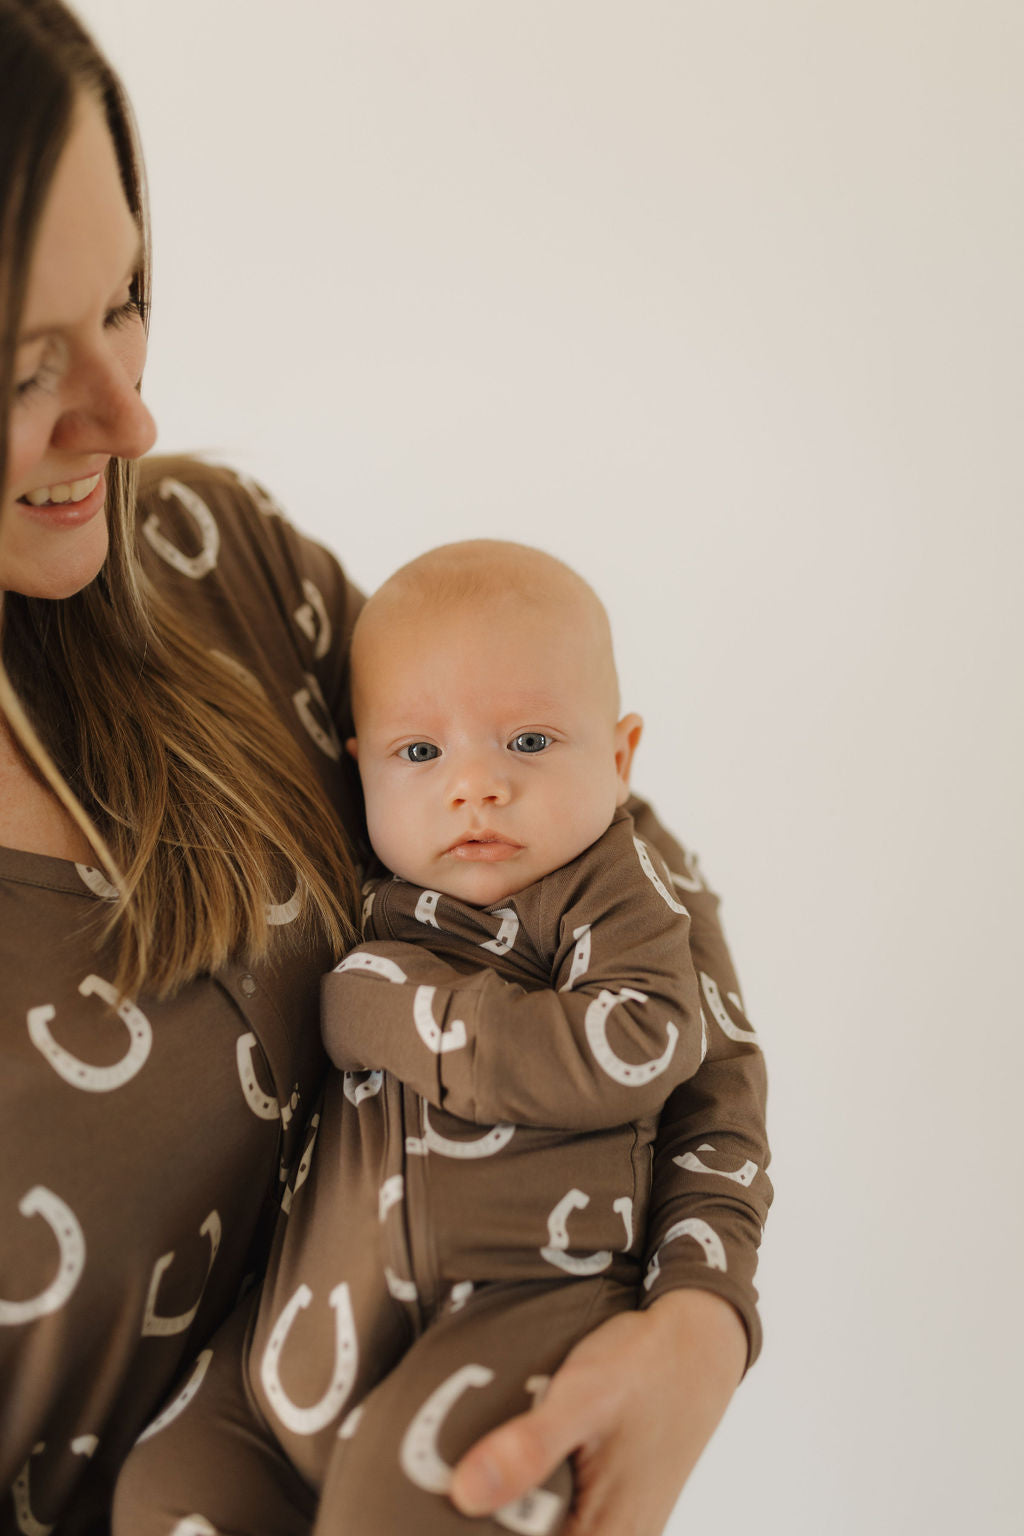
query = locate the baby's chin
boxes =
[396,859,554,909]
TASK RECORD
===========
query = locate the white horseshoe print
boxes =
[558,924,591,992]
[378,1175,405,1221]
[0,1188,85,1326]
[74,863,119,901]
[481,907,519,956]
[143,480,220,579]
[170,1519,217,1536]
[448,1281,474,1312]
[406,1104,515,1160]
[400,1364,494,1493]
[613,1195,634,1249]
[385,1267,419,1303]
[400,1368,562,1535]
[11,1434,100,1536]
[141,1210,222,1338]
[584,988,679,1086]
[281,1113,320,1215]
[236,1033,279,1121]
[414,890,441,929]
[675,1143,759,1187]
[495,1487,564,1536]
[334,951,407,985]
[136,1350,213,1443]
[700,972,759,1047]
[11,1444,53,1536]
[338,1403,364,1440]
[540,1190,612,1276]
[234,470,282,517]
[293,578,332,660]
[668,847,705,894]
[292,672,341,760]
[281,1085,300,1131]
[633,836,690,916]
[361,886,377,927]
[28,975,152,1094]
[413,986,467,1054]
[342,1070,384,1108]
[643,1218,727,1292]
[260,1282,358,1436]
[266,882,301,927]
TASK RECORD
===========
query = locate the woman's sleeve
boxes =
[627,795,772,1370]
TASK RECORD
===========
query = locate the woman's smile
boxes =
[15,469,106,526]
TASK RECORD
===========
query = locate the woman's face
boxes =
[0,92,156,599]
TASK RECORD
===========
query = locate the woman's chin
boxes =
[0,512,109,598]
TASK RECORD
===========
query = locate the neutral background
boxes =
[76,3,1022,1531]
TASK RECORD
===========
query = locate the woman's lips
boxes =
[448,836,522,863]
[15,472,106,528]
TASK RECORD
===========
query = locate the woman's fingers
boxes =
[448,1352,606,1516]
[449,1292,746,1536]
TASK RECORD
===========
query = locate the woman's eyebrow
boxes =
[17,235,145,346]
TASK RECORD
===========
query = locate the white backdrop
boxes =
[75,3,1023,1531]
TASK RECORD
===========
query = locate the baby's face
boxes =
[350,595,640,907]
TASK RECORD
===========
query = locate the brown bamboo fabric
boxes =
[0,459,770,1534]
[113,809,768,1535]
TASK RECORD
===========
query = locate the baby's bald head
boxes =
[350,539,622,729]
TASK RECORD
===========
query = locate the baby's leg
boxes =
[112,1293,317,1536]
[313,1274,637,1536]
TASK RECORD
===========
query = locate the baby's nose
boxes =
[446,753,511,807]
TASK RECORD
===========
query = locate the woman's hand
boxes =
[449,1288,748,1535]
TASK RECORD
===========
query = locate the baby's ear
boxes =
[345,737,359,761]
[613,713,643,805]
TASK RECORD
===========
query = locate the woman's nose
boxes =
[54,352,157,464]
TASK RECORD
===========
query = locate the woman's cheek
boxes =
[111,317,148,389]
[4,409,53,503]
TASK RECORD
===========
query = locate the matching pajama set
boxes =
[114,808,768,1535]
[0,457,770,1534]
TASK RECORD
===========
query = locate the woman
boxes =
[0,2,770,1532]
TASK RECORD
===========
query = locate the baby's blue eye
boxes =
[510,732,549,754]
[400,742,440,762]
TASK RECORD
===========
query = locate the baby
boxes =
[115,539,707,1536]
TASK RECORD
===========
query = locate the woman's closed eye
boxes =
[15,351,62,402]
[399,741,440,763]
[15,297,147,403]
[509,732,550,754]
[104,294,149,331]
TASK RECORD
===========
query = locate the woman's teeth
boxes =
[22,473,101,506]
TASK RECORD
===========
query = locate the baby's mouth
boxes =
[448,833,523,863]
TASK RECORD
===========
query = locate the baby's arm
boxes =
[322,812,704,1131]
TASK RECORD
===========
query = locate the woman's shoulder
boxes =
[133,456,365,736]
[135,454,364,645]
[135,453,316,582]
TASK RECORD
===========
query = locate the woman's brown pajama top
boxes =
[0,458,770,1533]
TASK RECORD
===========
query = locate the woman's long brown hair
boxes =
[0,0,358,997]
